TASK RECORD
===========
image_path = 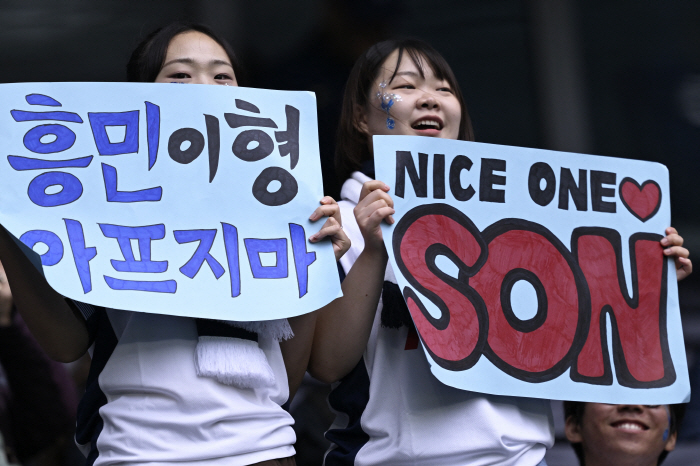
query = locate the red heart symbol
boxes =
[619,178,661,222]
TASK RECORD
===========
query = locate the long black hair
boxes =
[335,38,474,183]
[126,21,242,83]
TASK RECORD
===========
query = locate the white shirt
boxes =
[325,172,554,466]
[77,308,295,466]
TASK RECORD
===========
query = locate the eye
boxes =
[437,86,454,94]
[395,84,415,90]
[169,72,191,80]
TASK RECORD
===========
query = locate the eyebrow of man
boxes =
[161,58,233,68]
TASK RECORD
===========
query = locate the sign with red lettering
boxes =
[374,135,689,403]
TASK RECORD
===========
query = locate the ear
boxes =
[664,431,677,452]
[353,103,369,137]
[565,415,583,444]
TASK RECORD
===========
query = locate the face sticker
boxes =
[377,81,402,130]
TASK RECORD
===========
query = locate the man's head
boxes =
[564,402,684,466]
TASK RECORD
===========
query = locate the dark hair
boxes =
[335,38,475,183]
[126,21,242,83]
[563,402,686,465]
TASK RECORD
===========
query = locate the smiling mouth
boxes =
[611,421,648,431]
[412,119,443,130]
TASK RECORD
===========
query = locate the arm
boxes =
[280,197,350,399]
[308,181,395,383]
[661,226,692,281]
[0,226,89,362]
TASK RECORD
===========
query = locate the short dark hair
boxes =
[126,21,242,83]
[334,38,474,184]
[563,401,686,465]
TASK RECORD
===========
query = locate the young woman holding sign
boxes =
[0,22,348,466]
[309,39,692,466]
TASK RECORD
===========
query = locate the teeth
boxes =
[616,423,644,431]
[414,120,440,129]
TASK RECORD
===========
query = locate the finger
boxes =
[676,257,693,281]
[309,203,340,222]
[665,226,678,236]
[660,233,684,247]
[309,224,343,242]
[359,180,390,203]
[355,189,394,213]
[360,205,395,226]
[663,246,689,259]
[308,217,341,242]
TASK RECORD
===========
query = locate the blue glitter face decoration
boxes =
[663,406,671,442]
[377,82,402,130]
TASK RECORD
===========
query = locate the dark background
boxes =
[1,1,699,464]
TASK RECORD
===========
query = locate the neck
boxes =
[583,450,658,466]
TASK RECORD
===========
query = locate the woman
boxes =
[0,21,349,466]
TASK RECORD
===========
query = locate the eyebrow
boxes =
[395,71,421,78]
[161,57,233,69]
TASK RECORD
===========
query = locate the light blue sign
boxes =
[0,83,340,321]
[375,135,689,403]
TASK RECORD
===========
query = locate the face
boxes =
[155,31,237,85]
[565,404,676,466]
[360,49,461,146]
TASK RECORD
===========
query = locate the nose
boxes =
[417,91,439,109]
[617,405,644,413]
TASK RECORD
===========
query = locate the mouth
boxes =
[611,420,649,431]
[411,117,443,131]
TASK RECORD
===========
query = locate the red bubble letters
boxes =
[392,204,673,388]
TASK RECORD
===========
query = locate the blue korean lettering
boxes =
[101,163,162,202]
[244,237,288,279]
[28,171,83,207]
[11,110,83,123]
[19,230,64,266]
[145,102,160,170]
[99,223,176,294]
[88,111,139,155]
[23,124,76,154]
[174,229,225,279]
[8,155,93,171]
[289,223,316,298]
[99,224,168,272]
[222,223,241,297]
[25,94,62,106]
[15,94,83,154]
[104,276,177,293]
[64,219,97,293]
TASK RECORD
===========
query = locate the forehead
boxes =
[165,31,230,62]
[378,49,436,81]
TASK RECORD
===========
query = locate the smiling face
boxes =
[565,404,676,466]
[359,49,461,147]
[155,30,237,85]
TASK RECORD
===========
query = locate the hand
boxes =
[661,227,692,281]
[0,260,14,327]
[354,180,395,252]
[309,196,351,261]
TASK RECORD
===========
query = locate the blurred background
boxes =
[1,0,699,464]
